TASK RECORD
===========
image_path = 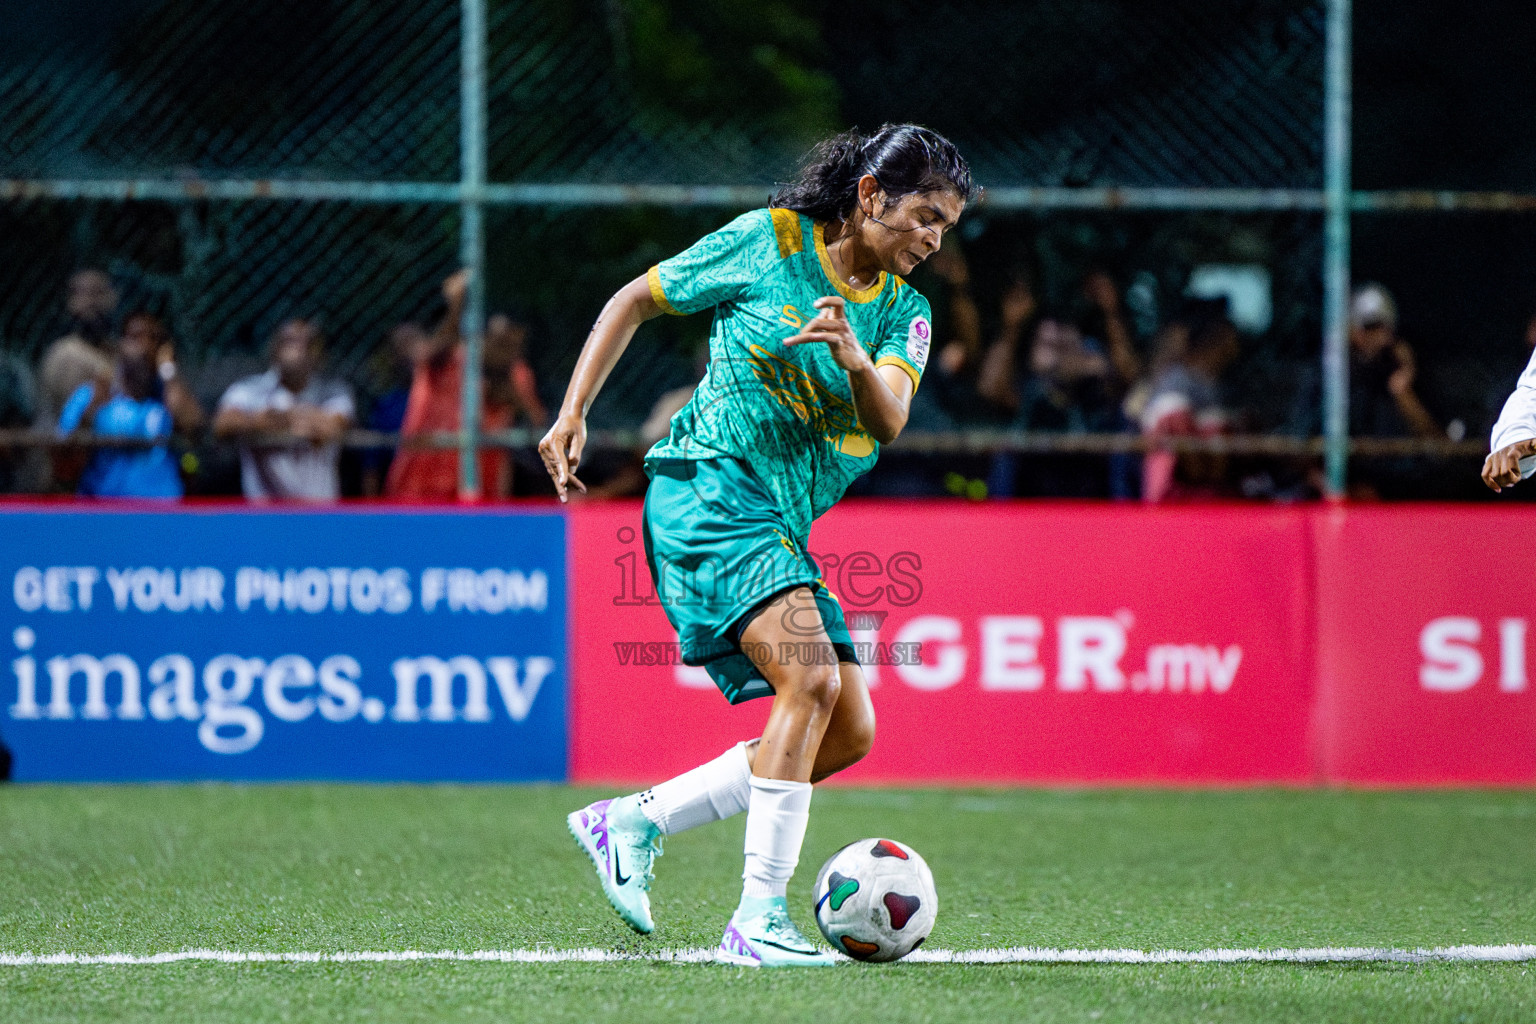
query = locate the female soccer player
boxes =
[540,124,975,967]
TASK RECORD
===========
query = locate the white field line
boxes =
[1,945,1534,967]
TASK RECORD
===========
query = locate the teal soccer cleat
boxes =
[566,797,662,935]
[717,895,837,968]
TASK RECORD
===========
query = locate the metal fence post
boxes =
[458,0,488,502]
[1322,0,1353,497]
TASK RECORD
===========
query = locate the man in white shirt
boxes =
[214,319,354,501]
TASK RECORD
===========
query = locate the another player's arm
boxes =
[539,275,664,500]
[1484,421,1536,494]
[1483,439,1536,492]
[1484,348,1536,492]
[784,295,912,443]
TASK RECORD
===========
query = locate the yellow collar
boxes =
[813,222,887,304]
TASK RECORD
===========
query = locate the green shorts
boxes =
[643,457,856,704]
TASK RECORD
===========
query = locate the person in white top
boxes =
[1485,342,1536,491]
[214,319,355,501]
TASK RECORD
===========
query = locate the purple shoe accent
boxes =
[720,921,761,963]
[585,799,612,857]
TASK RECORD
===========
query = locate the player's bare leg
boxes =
[730,664,876,784]
[712,585,850,966]
[809,662,875,783]
[748,629,840,780]
[569,590,871,951]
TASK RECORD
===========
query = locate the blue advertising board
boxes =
[0,509,566,781]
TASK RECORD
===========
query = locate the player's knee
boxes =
[789,664,841,715]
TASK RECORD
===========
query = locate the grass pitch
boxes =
[2,785,1534,1022]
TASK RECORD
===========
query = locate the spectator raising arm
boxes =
[976,276,1036,412]
[926,245,982,374]
[1083,271,1141,385]
[422,269,469,366]
[158,350,205,436]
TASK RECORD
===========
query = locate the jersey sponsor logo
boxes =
[779,305,804,328]
[907,316,931,370]
[745,343,875,459]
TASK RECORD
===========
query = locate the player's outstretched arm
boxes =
[784,296,912,444]
[539,274,663,501]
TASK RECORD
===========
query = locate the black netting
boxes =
[0,0,458,180]
[831,0,1324,189]
[11,0,1513,502]
[1,1,1326,186]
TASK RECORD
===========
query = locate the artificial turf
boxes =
[2,785,1534,1022]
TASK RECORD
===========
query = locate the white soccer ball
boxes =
[811,837,937,962]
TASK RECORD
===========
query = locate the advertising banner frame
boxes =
[0,506,567,783]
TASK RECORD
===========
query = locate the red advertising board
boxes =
[1314,505,1536,784]
[569,502,1316,784]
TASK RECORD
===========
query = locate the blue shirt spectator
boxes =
[55,312,204,500]
[59,384,182,498]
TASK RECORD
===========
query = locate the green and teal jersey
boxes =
[644,207,933,542]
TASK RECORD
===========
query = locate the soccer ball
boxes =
[811,838,937,962]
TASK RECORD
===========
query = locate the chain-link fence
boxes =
[0,0,1515,501]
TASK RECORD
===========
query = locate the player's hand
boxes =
[1482,438,1536,492]
[538,411,588,502]
[783,296,872,373]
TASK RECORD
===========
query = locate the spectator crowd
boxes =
[17,267,548,503]
[0,247,1512,504]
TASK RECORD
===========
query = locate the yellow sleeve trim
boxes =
[770,208,804,258]
[875,354,922,395]
[647,264,684,316]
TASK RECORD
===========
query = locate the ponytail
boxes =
[770,124,977,223]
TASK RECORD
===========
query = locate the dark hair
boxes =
[266,317,325,357]
[770,124,978,223]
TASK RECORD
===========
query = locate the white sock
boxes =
[741,776,813,901]
[629,742,753,836]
